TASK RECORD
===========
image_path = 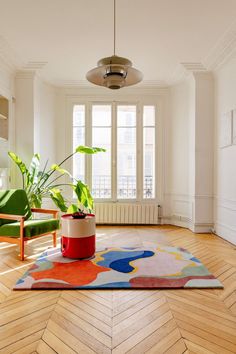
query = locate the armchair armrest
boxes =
[0,213,25,222]
[31,208,59,218]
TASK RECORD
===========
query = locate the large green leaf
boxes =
[8,152,30,189]
[74,180,94,210]
[49,188,68,212]
[8,152,29,176]
[75,145,106,154]
[29,154,40,180]
[26,153,41,189]
[50,164,72,177]
[67,204,78,214]
[29,193,42,208]
[38,170,50,184]
[34,160,49,191]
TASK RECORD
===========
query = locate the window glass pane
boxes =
[73,105,85,126]
[117,105,136,126]
[92,105,111,198]
[117,105,136,199]
[143,106,155,198]
[92,105,111,126]
[73,105,85,182]
[143,105,155,126]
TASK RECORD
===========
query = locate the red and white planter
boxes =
[61,214,96,259]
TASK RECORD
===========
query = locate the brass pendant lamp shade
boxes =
[86,0,143,89]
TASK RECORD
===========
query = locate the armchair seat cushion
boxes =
[0,219,60,238]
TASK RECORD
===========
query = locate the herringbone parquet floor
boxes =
[0,225,236,354]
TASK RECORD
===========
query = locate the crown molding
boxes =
[52,78,168,89]
[0,37,48,80]
[169,21,236,84]
[23,61,48,71]
[15,70,37,79]
[0,36,24,73]
[139,80,168,88]
[58,85,169,98]
[203,20,236,70]
[181,62,207,72]
[53,79,93,88]
[168,62,208,85]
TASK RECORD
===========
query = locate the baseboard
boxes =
[161,215,190,229]
[189,222,213,233]
[161,215,213,234]
[214,222,236,245]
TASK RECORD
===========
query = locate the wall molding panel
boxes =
[203,21,236,70]
[214,222,236,245]
[215,196,236,211]
[214,197,236,245]
[163,193,192,229]
[163,193,215,232]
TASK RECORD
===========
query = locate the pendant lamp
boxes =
[86,0,143,89]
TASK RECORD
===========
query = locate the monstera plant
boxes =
[8,145,105,213]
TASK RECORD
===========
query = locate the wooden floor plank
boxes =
[0,225,235,353]
[0,330,43,354]
[37,339,58,354]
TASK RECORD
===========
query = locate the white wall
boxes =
[15,72,35,166]
[0,58,15,187]
[192,72,214,232]
[13,72,57,187]
[165,77,192,226]
[167,72,214,233]
[34,77,56,166]
[214,56,236,244]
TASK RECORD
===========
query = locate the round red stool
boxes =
[61,214,95,259]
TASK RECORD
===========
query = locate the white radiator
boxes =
[94,203,160,224]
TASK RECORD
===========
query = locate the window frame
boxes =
[91,102,113,199]
[67,97,160,205]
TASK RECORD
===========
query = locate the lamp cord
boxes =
[113,0,116,56]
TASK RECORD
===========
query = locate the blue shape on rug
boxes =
[99,250,154,273]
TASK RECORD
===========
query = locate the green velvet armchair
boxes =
[0,189,60,260]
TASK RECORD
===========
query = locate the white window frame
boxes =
[66,96,162,205]
[90,102,113,199]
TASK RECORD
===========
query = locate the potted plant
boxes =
[9,145,105,259]
[8,145,105,212]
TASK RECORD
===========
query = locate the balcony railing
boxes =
[91,175,154,199]
[92,175,111,198]
[74,175,154,199]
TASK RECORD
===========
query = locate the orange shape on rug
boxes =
[31,261,109,286]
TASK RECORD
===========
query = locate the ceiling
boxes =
[0,0,236,86]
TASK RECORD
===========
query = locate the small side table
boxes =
[61,214,95,259]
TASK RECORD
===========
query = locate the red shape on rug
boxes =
[130,275,216,288]
[32,282,77,289]
[31,260,109,286]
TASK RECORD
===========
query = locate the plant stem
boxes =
[22,174,25,189]
[43,174,66,190]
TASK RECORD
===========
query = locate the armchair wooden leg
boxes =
[20,219,25,261]
[20,238,24,261]
[52,231,57,247]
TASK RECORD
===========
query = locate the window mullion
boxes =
[111,102,117,201]
[155,105,158,201]
[137,104,143,202]
[86,103,92,189]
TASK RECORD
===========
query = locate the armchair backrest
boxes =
[0,189,32,226]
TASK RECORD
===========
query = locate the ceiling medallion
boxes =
[86,0,143,89]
